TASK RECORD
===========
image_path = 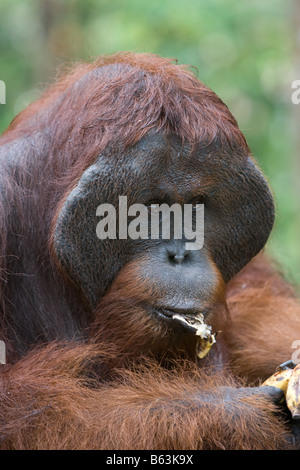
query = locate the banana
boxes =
[196,334,216,359]
[262,364,300,419]
[171,312,217,359]
[286,364,300,420]
[262,368,293,394]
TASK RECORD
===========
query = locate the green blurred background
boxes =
[0,0,299,285]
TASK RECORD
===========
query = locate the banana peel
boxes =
[262,363,300,419]
[171,313,217,359]
[285,364,300,419]
[262,368,293,394]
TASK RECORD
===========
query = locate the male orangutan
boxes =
[0,52,300,450]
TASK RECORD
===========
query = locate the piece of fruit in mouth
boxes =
[171,312,217,359]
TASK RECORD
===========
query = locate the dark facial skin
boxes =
[54,130,274,333]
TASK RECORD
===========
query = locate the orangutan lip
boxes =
[155,307,209,319]
[153,307,209,334]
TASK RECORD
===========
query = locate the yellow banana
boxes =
[171,313,217,359]
[286,364,300,420]
[196,334,216,359]
[262,368,293,394]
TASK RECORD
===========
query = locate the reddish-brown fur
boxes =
[0,52,299,450]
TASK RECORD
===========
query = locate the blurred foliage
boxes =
[0,0,299,284]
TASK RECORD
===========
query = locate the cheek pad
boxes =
[209,157,275,281]
[53,161,125,310]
